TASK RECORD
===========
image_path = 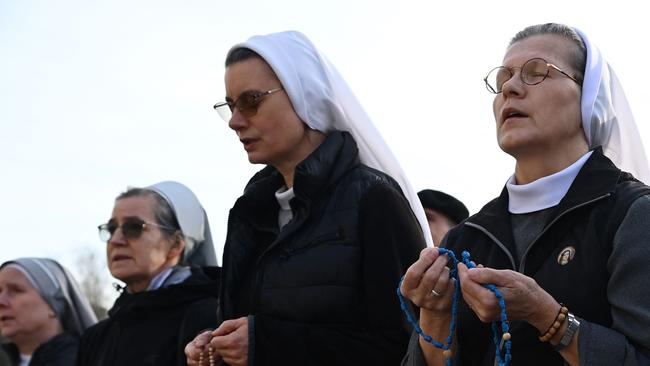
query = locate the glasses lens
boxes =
[214,102,232,122]
[236,91,262,117]
[98,223,114,242]
[121,220,145,239]
[521,58,548,86]
[485,67,511,94]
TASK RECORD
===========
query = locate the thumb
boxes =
[212,317,246,337]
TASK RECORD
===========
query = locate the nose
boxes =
[108,226,127,247]
[0,291,9,307]
[500,70,525,98]
[228,108,249,131]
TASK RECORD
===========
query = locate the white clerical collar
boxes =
[507,151,593,214]
[275,186,294,210]
[19,354,31,366]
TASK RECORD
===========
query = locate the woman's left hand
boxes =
[457,263,559,332]
[210,316,249,366]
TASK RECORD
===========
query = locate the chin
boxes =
[498,136,532,156]
[108,266,133,283]
[0,329,17,339]
[246,153,270,165]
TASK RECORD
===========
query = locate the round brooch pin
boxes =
[557,246,576,265]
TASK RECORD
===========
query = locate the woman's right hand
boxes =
[185,329,222,365]
[400,247,454,314]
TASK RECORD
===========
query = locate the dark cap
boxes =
[417,189,469,224]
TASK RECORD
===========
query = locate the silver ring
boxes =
[431,289,443,297]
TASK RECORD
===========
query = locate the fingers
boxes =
[401,247,440,294]
[465,266,511,286]
[401,249,456,313]
[457,262,485,296]
[185,330,213,365]
[458,263,505,322]
[420,253,449,294]
[212,317,246,337]
[210,320,248,366]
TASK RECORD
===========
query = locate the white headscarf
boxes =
[146,181,218,266]
[575,28,650,183]
[227,31,433,246]
[1,258,97,336]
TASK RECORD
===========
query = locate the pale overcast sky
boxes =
[1,1,648,291]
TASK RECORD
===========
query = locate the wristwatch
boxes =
[554,311,580,351]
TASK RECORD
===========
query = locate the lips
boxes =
[111,254,132,262]
[501,107,529,124]
[240,137,259,151]
[0,315,14,322]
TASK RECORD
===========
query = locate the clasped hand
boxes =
[400,248,557,328]
[185,316,249,366]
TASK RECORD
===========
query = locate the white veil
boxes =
[146,181,218,266]
[576,28,650,183]
[228,31,433,246]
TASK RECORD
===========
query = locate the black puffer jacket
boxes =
[77,266,220,366]
[220,131,425,365]
[2,333,78,366]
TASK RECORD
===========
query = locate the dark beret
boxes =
[417,189,469,224]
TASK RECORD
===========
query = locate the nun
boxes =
[0,258,97,366]
[401,23,650,366]
[77,181,220,366]
[186,30,428,366]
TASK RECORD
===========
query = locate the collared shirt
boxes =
[507,151,593,213]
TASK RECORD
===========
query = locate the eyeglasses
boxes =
[483,57,580,94]
[97,218,175,242]
[213,88,283,122]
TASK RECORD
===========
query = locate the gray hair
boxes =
[116,188,181,239]
[509,23,586,85]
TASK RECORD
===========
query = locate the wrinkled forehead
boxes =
[112,194,157,221]
[504,34,577,69]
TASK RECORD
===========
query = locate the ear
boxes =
[167,232,185,260]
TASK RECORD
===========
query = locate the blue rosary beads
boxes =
[396,248,512,366]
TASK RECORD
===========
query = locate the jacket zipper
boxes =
[519,193,610,273]
[464,193,610,273]
[464,222,517,270]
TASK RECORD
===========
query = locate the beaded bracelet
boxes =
[538,305,568,342]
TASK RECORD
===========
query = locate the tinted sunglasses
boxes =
[213,87,283,122]
[97,218,175,242]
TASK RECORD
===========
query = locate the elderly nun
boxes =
[401,23,650,366]
[77,181,220,366]
[0,257,97,366]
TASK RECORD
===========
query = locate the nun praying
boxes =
[185,30,429,366]
[400,23,650,366]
